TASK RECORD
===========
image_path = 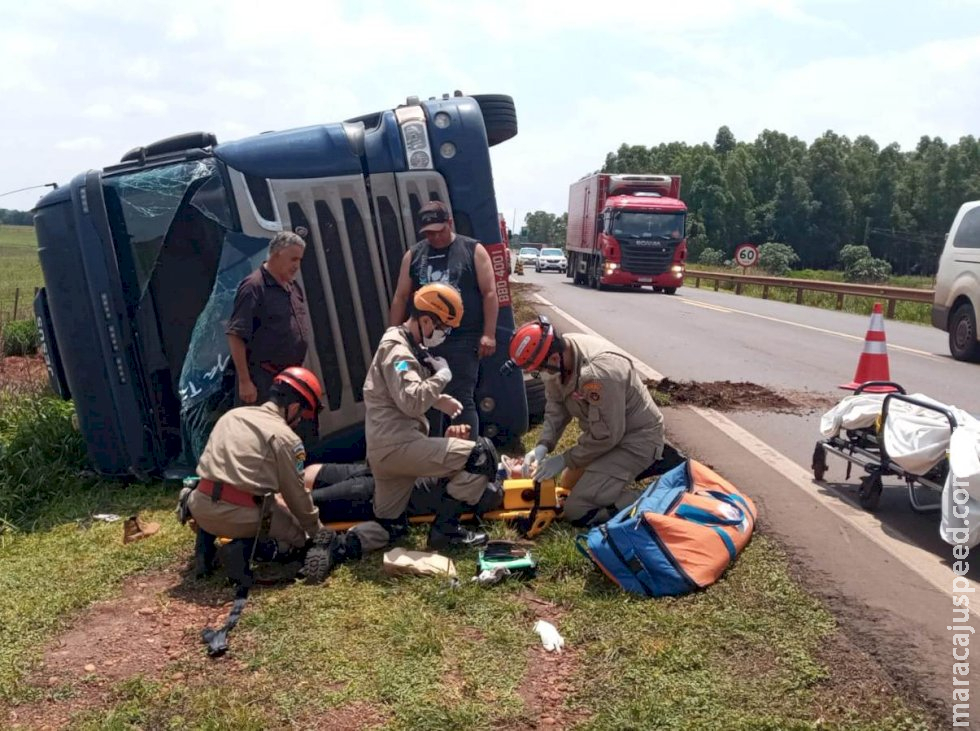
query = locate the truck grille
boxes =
[619,240,676,275]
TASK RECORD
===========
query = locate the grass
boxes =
[0,225,41,324]
[687,265,934,324]
[0,284,935,729]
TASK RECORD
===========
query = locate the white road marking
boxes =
[532,294,664,381]
[682,299,733,314]
[533,292,974,618]
[678,293,938,360]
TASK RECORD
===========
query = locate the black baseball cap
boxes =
[418,201,451,233]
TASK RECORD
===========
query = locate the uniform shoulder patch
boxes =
[293,441,306,473]
[395,360,410,373]
[581,380,602,403]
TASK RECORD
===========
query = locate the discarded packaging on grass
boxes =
[382,547,457,578]
[472,566,511,586]
[533,619,565,653]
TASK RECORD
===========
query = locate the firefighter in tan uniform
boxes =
[365,282,497,549]
[187,367,348,580]
[506,316,665,526]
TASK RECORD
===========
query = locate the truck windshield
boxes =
[103,159,233,298]
[611,212,685,240]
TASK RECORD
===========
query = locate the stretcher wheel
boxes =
[858,472,883,511]
[811,443,828,481]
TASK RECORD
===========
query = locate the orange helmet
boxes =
[273,366,324,419]
[413,282,463,328]
[508,316,556,371]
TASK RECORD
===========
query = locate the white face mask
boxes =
[423,327,448,349]
[539,369,560,384]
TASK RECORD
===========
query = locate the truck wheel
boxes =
[471,94,518,147]
[663,287,677,295]
[525,376,546,425]
[949,303,980,362]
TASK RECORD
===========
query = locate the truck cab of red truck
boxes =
[565,173,687,293]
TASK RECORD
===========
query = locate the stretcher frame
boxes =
[811,381,951,513]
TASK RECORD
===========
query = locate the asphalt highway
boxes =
[517,269,977,718]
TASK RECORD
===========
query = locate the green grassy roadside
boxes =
[686,265,934,324]
[0,284,935,729]
[0,225,42,323]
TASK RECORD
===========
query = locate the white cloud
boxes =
[127,95,169,115]
[124,57,162,82]
[82,103,116,120]
[166,13,200,42]
[55,136,104,151]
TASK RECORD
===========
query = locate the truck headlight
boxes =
[604,262,619,272]
[671,265,684,273]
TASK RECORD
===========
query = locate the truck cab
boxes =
[566,174,687,292]
[32,93,528,479]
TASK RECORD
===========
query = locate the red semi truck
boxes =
[565,173,687,293]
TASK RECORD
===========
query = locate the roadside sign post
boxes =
[734,243,759,274]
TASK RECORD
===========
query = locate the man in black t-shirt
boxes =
[388,201,499,438]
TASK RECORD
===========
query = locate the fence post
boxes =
[713,279,719,292]
[836,293,844,310]
[735,281,743,295]
[886,299,897,319]
[762,284,770,300]
[796,288,804,305]
[12,287,19,321]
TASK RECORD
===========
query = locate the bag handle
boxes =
[574,532,594,561]
[675,502,744,527]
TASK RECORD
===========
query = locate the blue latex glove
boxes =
[534,453,566,482]
[522,444,548,477]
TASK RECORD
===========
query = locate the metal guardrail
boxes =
[685,269,934,319]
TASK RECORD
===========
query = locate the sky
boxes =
[3,0,980,230]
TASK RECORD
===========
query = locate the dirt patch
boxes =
[502,592,591,731]
[298,700,389,730]
[0,354,48,395]
[509,281,543,326]
[808,626,942,726]
[4,568,246,730]
[652,378,835,414]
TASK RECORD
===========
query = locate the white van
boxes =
[932,200,980,361]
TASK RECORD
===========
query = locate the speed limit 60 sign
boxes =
[734,243,759,268]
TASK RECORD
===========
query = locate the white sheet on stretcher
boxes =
[819,393,886,437]
[820,392,980,548]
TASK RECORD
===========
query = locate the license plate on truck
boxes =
[639,277,652,283]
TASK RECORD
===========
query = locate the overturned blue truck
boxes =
[32,92,528,480]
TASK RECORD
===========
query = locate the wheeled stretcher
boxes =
[811,381,950,513]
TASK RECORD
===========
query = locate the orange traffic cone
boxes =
[840,303,897,392]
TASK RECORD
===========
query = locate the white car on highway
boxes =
[535,247,568,273]
[517,247,540,267]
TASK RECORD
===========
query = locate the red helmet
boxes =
[508,316,556,371]
[273,366,324,419]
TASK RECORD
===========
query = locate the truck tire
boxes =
[525,376,546,425]
[472,94,518,147]
[949,303,980,362]
[663,287,677,295]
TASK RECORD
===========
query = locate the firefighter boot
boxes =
[301,528,341,585]
[426,497,488,551]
